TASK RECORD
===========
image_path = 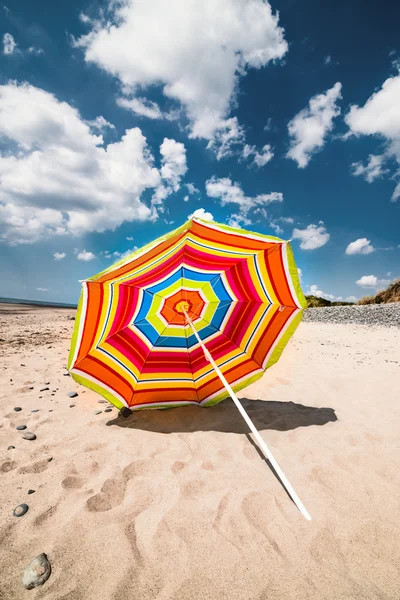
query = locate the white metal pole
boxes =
[183,307,311,521]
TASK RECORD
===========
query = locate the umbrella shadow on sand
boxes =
[105,398,337,435]
[106,399,337,509]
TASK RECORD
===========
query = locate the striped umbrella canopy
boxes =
[68,217,306,411]
[68,217,311,520]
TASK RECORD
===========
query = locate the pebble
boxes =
[29,387,34,390]
[67,391,78,398]
[14,407,22,412]
[49,409,53,412]
[16,425,27,431]
[69,404,75,408]
[47,457,53,462]
[31,409,39,413]
[22,432,36,441]
[28,489,35,494]
[104,408,112,413]
[303,303,400,327]
[98,399,107,403]
[13,503,29,517]
[21,364,25,366]
[63,373,71,376]
[40,387,49,392]
[44,381,50,385]
[7,445,15,450]
[94,410,102,415]
[22,553,51,590]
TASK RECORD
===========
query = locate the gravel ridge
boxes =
[302,302,400,328]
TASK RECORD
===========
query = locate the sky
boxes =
[0,0,399,305]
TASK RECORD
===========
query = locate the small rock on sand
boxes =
[67,391,78,398]
[98,400,107,403]
[28,489,35,494]
[104,408,112,413]
[31,409,39,413]
[22,432,36,441]
[63,373,71,377]
[22,553,51,590]
[40,387,49,392]
[7,445,15,450]
[16,425,27,431]
[14,407,22,412]
[13,503,29,517]
[94,410,102,415]
[69,404,75,408]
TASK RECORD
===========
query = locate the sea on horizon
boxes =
[0,296,77,309]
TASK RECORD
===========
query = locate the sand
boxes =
[1,303,400,600]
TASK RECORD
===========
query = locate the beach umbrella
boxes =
[68,217,310,519]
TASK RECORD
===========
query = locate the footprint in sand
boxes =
[61,475,84,490]
[86,459,157,513]
[1,460,17,473]
[18,459,52,475]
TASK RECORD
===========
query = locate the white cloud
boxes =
[186,183,199,196]
[189,207,214,222]
[126,236,133,241]
[184,196,189,202]
[74,0,288,155]
[286,82,342,168]
[0,83,188,244]
[292,223,330,250]
[280,216,294,224]
[206,117,245,160]
[3,33,16,55]
[85,115,115,131]
[297,267,302,281]
[206,177,282,209]
[37,287,48,292]
[117,97,163,120]
[346,296,357,303]
[307,284,342,301]
[345,238,374,255]
[355,275,391,288]
[206,176,282,228]
[324,55,332,65]
[77,250,96,261]
[53,252,66,260]
[350,154,389,183]
[345,72,400,201]
[243,143,274,167]
[27,47,44,56]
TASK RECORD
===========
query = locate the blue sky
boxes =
[0,0,399,305]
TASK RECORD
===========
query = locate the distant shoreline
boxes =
[0,297,77,309]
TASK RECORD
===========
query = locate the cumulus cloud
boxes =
[37,287,48,292]
[345,72,400,201]
[243,143,274,167]
[74,0,288,157]
[53,252,66,260]
[77,250,96,261]
[307,284,342,301]
[297,268,302,281]
[3,33,16,55]
[126,236,134,241]
[206,176,282,227]
[350,154,389,183]
[286,82,342,168]
[117,97,163,120]
[345,238,374,255]
[0,82,187,244]
[188,207,214,222]
[85,115,115,131]
[355,275,391,288]
[292,223,330,250]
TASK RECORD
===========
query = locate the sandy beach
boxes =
[1,303,400,599]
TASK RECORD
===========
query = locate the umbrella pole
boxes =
[183,308,311,521]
